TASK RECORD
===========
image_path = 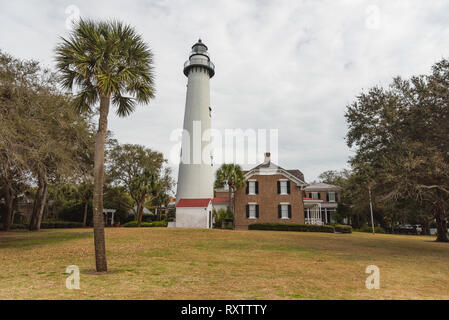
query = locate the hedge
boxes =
[354,225,386,234]
[122,221,168,228]
[248,223,335,233]
[10,224,27,230]
[0,221,84,230]
[335,225,352,234]
[40,221,84,229]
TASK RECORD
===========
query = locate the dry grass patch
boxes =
[0,228,448,299]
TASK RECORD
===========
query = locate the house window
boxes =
[278,203,292,219]
[328,192,336,202]
[246,204,259,219]
[246,180,258,195]
[278,180,290,195]
[249,181,256,195]
[310,192,320,199]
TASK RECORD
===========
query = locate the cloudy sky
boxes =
[1,0,449,186]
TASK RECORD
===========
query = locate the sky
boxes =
[1,0,449,187]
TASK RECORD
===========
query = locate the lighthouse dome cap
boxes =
[192,38,208,51]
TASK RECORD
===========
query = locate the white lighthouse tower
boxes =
[175,39,215,229]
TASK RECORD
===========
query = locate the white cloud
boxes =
[1,0,448,186]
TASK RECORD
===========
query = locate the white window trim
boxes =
[328,192,336,203]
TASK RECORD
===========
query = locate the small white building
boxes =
[175,199,213,229]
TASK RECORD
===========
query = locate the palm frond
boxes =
[112,93,135,117]
[55,19,155,116]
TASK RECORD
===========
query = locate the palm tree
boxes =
[214,164,246,213]
[55,19,155,272]
[130,169,158,228]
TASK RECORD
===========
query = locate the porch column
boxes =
[111,212,114,226]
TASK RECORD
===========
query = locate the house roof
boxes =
[244,161,306,186]
[212,197,230,203]
[176,198,211,208]
[304,182,342,191]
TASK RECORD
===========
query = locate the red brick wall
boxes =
[234,174,304,230]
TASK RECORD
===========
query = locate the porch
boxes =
[304,198,324,225]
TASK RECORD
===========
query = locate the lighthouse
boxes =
[175,39,215,229]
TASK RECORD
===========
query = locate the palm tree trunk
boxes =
[92,95,110,272]
[83,200,89,227]
[228,186,232,211]
[231,187,235,213]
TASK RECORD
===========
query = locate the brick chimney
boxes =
[264,152,271,164]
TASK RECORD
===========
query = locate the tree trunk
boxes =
[92,95,110,272]
[83,200,89,227]
[231,187,236,213]
[29,172,48,231]
[29,178,43,230]
[29,173,48,231]
[137,198,144,227]
[2,182,14,231]
[34,177,48,231]
[228,185,232,211]
[435,206,448,242]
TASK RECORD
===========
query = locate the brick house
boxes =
[214,153,342,230]
[304,183,343,224]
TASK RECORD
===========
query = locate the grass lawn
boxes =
[0,228,448,300]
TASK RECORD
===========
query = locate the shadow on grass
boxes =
[0,231,92,249]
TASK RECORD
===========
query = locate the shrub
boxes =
[10,224,28,230]
[40,220,84,229]
[213,208,234,229]
[151,220,168,228]
[58,202,92,225]
[354,225,386,234]
[122,221,168,228]
[248,223,335,233]
[335,224,352,234]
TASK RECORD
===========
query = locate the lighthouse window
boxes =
[209,107,212,118]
